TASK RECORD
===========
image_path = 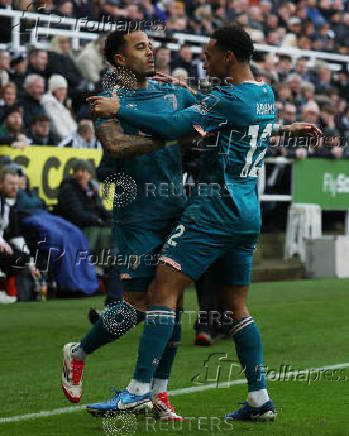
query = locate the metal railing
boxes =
[1,9,349,71]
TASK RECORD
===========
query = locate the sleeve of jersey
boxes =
[117,94,227,140]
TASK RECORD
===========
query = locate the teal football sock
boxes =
[81,301,145,354]
[231,316,266,392]
[133,306,175,383]
[153,307,183,380]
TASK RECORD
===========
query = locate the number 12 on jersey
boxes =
[240,123,273,178]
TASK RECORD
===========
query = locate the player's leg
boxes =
[62,284,147,404]
[152,293,184,421]
[62,224,162,403]
[194,266,226,346]
[126,264,189,395]
[215,243,276,421]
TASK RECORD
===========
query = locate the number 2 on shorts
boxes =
[167,225,186,246]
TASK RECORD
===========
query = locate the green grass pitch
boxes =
[1,278,349,436]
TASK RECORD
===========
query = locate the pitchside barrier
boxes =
[0,146,102,207]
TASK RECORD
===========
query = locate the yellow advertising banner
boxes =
[0,146,103,206]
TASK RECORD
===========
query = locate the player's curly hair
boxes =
[211,25,254,62]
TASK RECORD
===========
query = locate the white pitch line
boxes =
[1,362,349,424]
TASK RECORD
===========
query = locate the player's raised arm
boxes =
[116,92,227,140]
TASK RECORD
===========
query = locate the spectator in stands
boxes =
[155,46,170,75]
[76,36,107,83]
[264,14,279,36]
[0,49,10,88]
[333,12,349,51]
[300,82,316,106]
[57,159,111,227]
[170,44,197,79]
[0,82,16,121]
[125,4,144,20]
[319,104,337,131]
[9,55,27,96]
[283,103,297,125]
[302,100,321,126]
[295,57,312,82]
[55,0,74,17]
[188,5,213,35]
[46,36,82,90]
[15,170,99,295]
[334,68,349,101]
[41,74,77,141]
[260,54,278,83]
[315,65,332,95]
[58,119,100,148]
[56,159,112,270]
[0,104,30,149]
[72,0,92,18]
[276,82,293,104]
[27,49,48,80]
[306,0,326,27]
[19,74,45,128]
[98,0,124,22]
[0,167,40,302]
[166,0,188,31]
[287,16,302,38]
[27,114,60,146]
[277,55,293,82]
[297,36,312,50]
[248,6,264,31]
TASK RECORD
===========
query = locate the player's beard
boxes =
[145,70,155,77]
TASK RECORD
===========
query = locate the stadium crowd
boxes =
[0,1,348,154]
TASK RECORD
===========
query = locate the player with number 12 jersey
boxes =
[116,79,276,284]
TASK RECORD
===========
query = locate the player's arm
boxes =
[95,119,170,158]
[117,106,197,139]
[88,93,221,140]
[273,123,322,137]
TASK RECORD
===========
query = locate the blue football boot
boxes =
[87,389,152,417]
[224,400,277,422]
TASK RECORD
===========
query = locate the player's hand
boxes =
[0,242,13,254]
[288,123,322,137]
[152,72,198,96]
[87,89,120,119]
